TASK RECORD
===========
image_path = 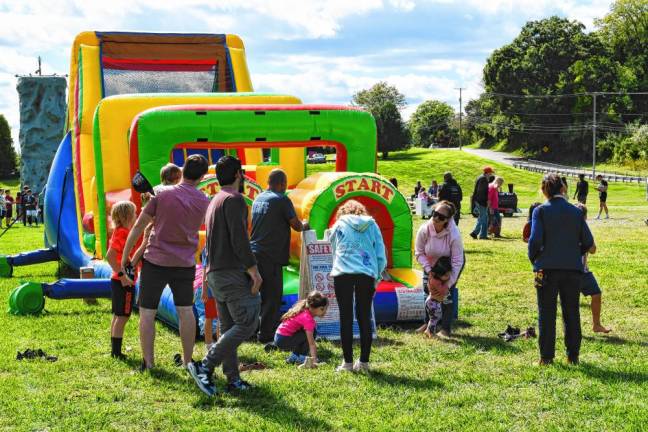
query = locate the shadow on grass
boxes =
[583,335,648,348]
[373,335,405,347]
[453,320,473,329]
[379,152,423,162]
[464,249,494,255]
[194,383,333,431]
[449,333,524,353]
[557,362,648,384]
[369,370,444,390]
[40,308,107,317]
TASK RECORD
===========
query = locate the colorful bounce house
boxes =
[3,32,423,330]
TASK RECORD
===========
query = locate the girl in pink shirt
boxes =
[272,291,328,366]
[488,176,504,238]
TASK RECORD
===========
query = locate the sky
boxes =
[0,0,612,150]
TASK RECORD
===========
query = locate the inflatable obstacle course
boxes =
[7,31,425,330]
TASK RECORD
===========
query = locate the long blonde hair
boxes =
[281,291,328,321]
[111,201,136,229]
[335,199,368,219]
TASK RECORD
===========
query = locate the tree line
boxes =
[352,0,647,164]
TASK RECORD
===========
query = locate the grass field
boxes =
[1,149,647,431]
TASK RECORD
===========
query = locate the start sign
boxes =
[198,174,263,204]
[332,176,396,204]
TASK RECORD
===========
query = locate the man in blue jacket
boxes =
[528,174,594,365]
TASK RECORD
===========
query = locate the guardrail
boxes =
[512,160,647,184]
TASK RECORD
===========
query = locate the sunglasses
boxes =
[432,211,448,222]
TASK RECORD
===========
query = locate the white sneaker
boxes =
[353,360,370,373]
[335,362,353,372]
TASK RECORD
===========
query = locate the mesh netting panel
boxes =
[103,68,218,96]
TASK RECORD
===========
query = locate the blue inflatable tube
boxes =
[43,278,112,299]
[44,131,92,270]
[8,248,59,266]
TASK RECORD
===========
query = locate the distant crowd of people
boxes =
[0,185,43,230]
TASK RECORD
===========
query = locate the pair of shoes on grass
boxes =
[336,360,370,373]
[187,361,253,397]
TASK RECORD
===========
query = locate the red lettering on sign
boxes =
[344,179,357,193]
[246,186,258,200]
[307,244,332,254]
[358,178,370,191]
[334,184,346,199]
[371,180,382,194]
[381,185,394,201]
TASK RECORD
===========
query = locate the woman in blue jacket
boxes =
[528,174,594,365]
[329,199,387,373]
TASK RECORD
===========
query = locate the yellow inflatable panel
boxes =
[67,31,99,132]
[94,93,303,195]
[388,268,422,287]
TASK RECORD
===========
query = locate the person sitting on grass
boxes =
[267,290,328,367]
[574,203,611,334]
[423,256,452,338]
[105,201,148,360]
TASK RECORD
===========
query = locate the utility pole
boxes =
[455,87,465,150]
[592,92,597,179]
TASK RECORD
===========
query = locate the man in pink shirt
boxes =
[122,155,210,370]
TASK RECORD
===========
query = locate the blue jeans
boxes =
[471,204,489,238]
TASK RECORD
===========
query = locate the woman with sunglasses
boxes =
[415,201,465,337]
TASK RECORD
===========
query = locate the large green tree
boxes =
[595,0,648,115]
[480,16,623,158]
[352,82,410,159]
[409,100,456,148]
[0,115,18,177]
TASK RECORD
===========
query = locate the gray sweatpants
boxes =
[202,271,260,383]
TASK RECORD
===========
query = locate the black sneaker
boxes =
[263,342,278,353]
[226,378,252,392]
[469,232,477,239]
[187,361,216,397]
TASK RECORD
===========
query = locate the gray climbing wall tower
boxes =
[16,76,67,194]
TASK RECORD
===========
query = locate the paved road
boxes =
[461,148,525,166]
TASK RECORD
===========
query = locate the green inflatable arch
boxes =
[307,174,412,269]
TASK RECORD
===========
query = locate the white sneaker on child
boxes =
[335,362,353,372]
[353,360,370,373]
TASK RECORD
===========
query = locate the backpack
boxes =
[447,184,462,207]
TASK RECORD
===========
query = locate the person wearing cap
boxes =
[470,167,494,239]
[121,155,210,371]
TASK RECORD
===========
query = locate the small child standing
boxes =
[271,291,328,366]
[522,202,542,243]
[5,190,14,227]
[200,249,219,350]
[574,203,611,333]
[423,256,452,338]
[105,201,147,359]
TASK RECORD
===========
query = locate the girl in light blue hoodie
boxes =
[328,200,387,373]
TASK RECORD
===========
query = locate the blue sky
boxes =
[0,0,612,149]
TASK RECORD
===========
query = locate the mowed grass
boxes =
[1,150,648,431]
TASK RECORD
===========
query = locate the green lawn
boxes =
[2,151,647,431]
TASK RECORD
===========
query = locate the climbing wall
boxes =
[16,76,67,194]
